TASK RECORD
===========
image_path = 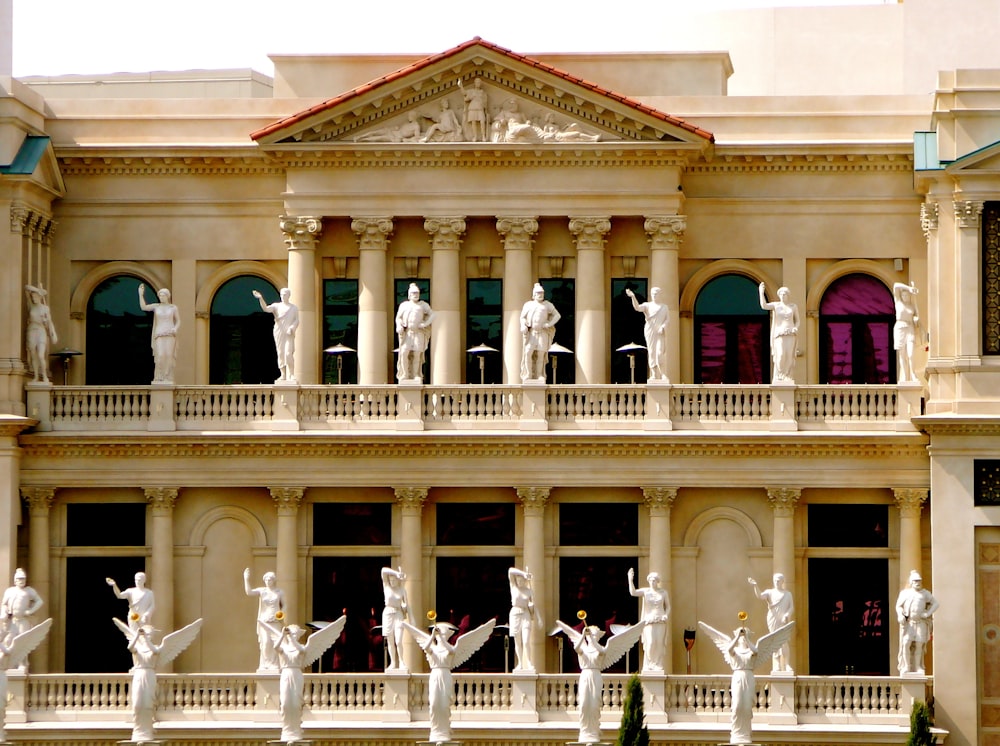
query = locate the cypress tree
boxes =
[906,700,935,746]
[615,673,649,746]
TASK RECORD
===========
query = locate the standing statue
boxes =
[895,569,938,675]
[627,568,671,672]
[24,285,58,383]
[625,287,669,382]
[0,618,51,740]
[748,574,794,672]
[460,78,489,142]
[253,288,299,383]
[106,573,155,630]
[395,284,434,382]
[380,567,410,670]
[402,615,496,744]
[1,569,44,656]
[699,617,795,745]
[508,567,538,671]
[244,569,286,670]
[259,617,347,743]
[552,617,645,744]
[137,284,180,384]
[519,283,561,382]
[758,282,799,383]
[113,617,202,743]
[893,282,920,384]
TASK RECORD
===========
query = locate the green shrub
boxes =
[906,700,935,746]
[615,673,649,746]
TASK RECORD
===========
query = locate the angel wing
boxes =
[302,615,347,668]
[598,621,644,671]
[550,619,583,645]
[697,620,737,669]
[157,618,203,667]
[3,617,53,669]
[753,620,795,664]
[113,617,135,640]
[450,619,496,670]
[400,620,431,647]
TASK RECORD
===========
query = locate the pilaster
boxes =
[269,486,304,624]
[280,216,322,385]
[395,486,428,671]
[352,217,393,385]
[642,487,676,674]
[21,486,53,672]
[145,487,177,669]
[425,217,465,384]
[516,487,550,672]
[498,217,538,385]
[644,216,684,385]
[894,487,928,589]
[569,217,610,383]
[953,199,983,360]
[766,486,800,670]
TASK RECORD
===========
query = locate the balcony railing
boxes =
[25,382,924,434]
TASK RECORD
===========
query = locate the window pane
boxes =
[86,275,152,385]
[437,503,514,545]
[210,276,280,384]
[466,279,502,384]
[559,503,637,545]
[611,279,648,384]
[694,276,767,384]
[313,503,391,546]
[323,279,359,384]
[808,504,888,547]
[818,274,894,383]
[312,556,389,672]
[435,556,512,672]
[67,503,146,546]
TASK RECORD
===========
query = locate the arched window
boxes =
[694,275,768,384]
[819,274,894,384]
[210,276,280,384]
[86,275,152,385]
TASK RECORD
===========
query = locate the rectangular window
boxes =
[976,460,1000,505]
[808,504,888,547]
[559,503,638,546]
[437,503,515,545]
[466,279,503,384]
[322,279,359,384]
[313,503,392,545]
[67,503,146,546]
[540,278,575,384]
[435,556,512,672]
[611,279,648,384]
[984,202,1000,354]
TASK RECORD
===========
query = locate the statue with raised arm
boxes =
[699,616,795,745]
[748,574,794,672]
[381,567,410,670]
[508,567,538,671]
[106,573,155,630]
[893,282,920,383]
[1,569,44,659]
[403,615,496,744]
[0,618,51,740]
[625,287,669,382]
[259,617,346,743]
[253,287,299,383]
[244,568,286,670]
[138,284,180,384]
[394,284,434,382]
[520,283,560,382]
[24,285,58,383]
[114,617,202,743]
[759,282,799,383]
[627,568,670,672]
[895,569,937,675]
[460,77,489,142]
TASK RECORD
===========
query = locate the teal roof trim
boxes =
[913,131,942,171]
[0,135,50,175]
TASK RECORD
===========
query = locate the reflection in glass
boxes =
[323,279,359,384]
[86,275,152,384]
[611,279,648,384]
[466,279,502,384]
[694,275,768,384]
[210,276,279,384]
[819,274,893,384]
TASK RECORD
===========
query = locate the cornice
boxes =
[687,151,913,175]
[56,149,282,177]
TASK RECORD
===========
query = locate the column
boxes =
[642,487,676,674]
[569,217,611,383]
[0,418,32,583]
[498,218,538,384]
[269,487,304,624]
[644,217,685,385]
[766,487,800,670]
[279,216,323,385]
[145,487,177,670]
[954,200,984,359]
[425,218,465,384]
[516,487,549,673]
[894,488,928,588]
[394,487,428,671]
[352,217,393,385]
[21,487,53,672]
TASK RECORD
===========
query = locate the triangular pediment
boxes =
[252,38,714,150]
[0,135,65,199]
[946,139,1000,174]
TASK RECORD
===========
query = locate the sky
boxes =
[11,0,888,78]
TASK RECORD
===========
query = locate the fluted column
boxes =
[21,487,53,672]
[642,487,676,673]
[280,216,323,384]
[352,217,393,384]
[894,488,928,588]
[395,487,428,671]
[569,218,611,383]
[498,217,539,384]
[645,217,685,384]
[269,487,304,624]
[517,487,550,672]
[954,200,984,359]
[425,218,466,384]
[766,487,800,669]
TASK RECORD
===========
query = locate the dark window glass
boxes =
[976,460,1000,505]
[67,503,146,546]
[313,503,391,545]
[611,279,648,384]
[818,274,894,384]
[466,279,503,384]
[436,556,511,672]
[540,278,575,384]
[559,503,638,546]
[86,275,152,385]
[437,503,514,545]
[210,276,280,384]
[394,278,431,382]
[808,504,888,547]
[985,202,1000,354]
[694,275,768,384]
[323,279,359,385]
[312,556,390,672]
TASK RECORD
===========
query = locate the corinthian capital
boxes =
[516,487,551,516]
[269,487,305,515]
[568,217,611,251]
[919,203,939,238]
[144,487,179,514]
[893,488,928,518]
[20,487,55,514]
[766,487,801,516]
[394,487,429,512]
[954,200,984,229]
[351,217,394,251]
[424,217,466,251]
[496,217,539,252]
[279,216,323,251]
[642,487,678,514]
[644,216,686,250]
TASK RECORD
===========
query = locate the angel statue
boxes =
[259,617,347,743]
[0,617,52,740]
[698,615,795,745]
[402,613,496,745]
[552,615,645,745]
[113,617,203,743]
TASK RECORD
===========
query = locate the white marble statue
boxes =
[421,99,463,143]
[244,568,287,670]
[627,568,670,672]
[508,567,538,671]
[402,616,496,745]
[895,569,938,675]
[699,618,795,745]
[893,282,920,383]
[0,617,51,740]
[625,287,669,382]
[114,617,202,743]
[24,285,58,383]
[395,284,434,382]
[758,282,799,383]
[748,574,794,672]
[460,78,489,142]
[107,573,155,631]
[253,288,299,383]
[1,568,44,657]
[381,567,410,670]
[355,111,424,143]
[137,284,180,384]
[519,283,560,382]
[260,617,347,743]
[539,112,601,143]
